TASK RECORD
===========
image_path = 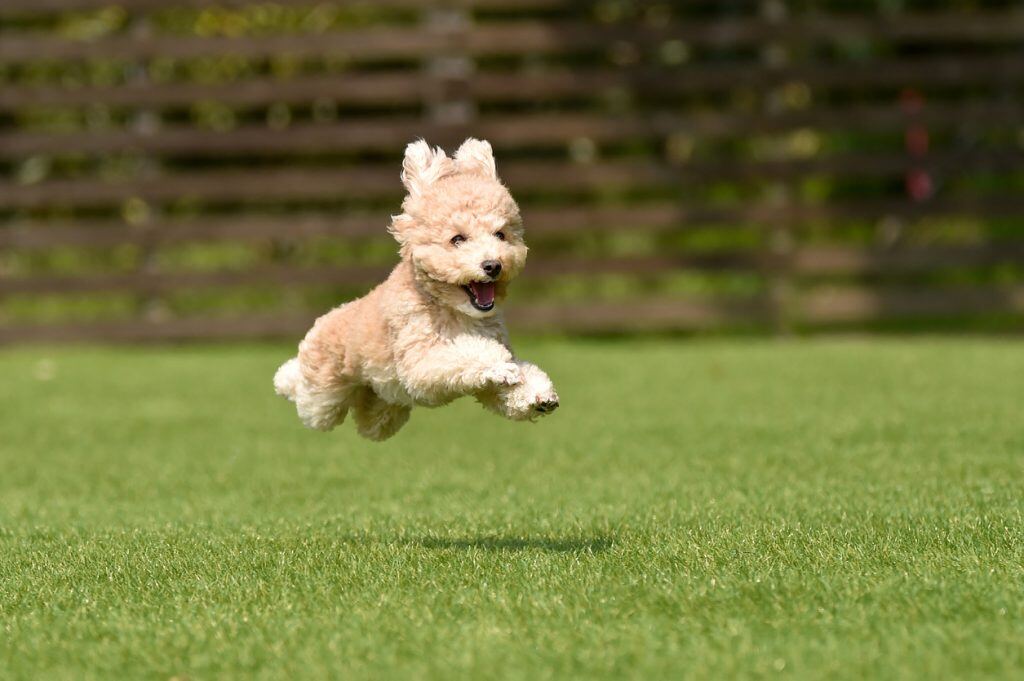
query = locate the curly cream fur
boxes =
[274,138,559,441]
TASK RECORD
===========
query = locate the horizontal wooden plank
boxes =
[4,12,1023,63]
[793,244,1024,276]
[3,150,1022,209]
[0,166,399,208]
[0,72,427,110]
[735,196,1024,224]
[507,296,772,332]
[462,13,1024,55]
[0,0,563,16]
[4,102,1021,159]
[472,55,1024,102]
[9,239,1024,299]
[8,196,1024,252]
[0,313,318,344]
[0,119,427,157]
[2,204,688,250]
[801,285,1024,323]
[0,263,389,296]
[2,284,1021,342]
[0,28,447,63]
[0,213,387,250]
[5,54,1020,112]
[1,203,738,255]
[0,294,770,344]
[6,239,1021,301]
[0,251,766,297]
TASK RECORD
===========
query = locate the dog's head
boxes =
[389,138,527,318]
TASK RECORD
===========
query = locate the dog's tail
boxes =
[273,357,301,401]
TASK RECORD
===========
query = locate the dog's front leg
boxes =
[477,360,559,421]
[397,335,521,405]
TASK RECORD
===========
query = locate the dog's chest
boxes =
[359,354,413,406]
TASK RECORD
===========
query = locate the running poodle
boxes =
[274,138,559,441]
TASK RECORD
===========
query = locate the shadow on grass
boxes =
[410,534,614,553]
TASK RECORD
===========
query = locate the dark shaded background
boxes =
[1,0,1022,342]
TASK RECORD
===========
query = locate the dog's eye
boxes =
[450,234,466,246]
[494,231,506,241]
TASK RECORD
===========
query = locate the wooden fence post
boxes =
[761,0,796,336]
[424,3,475,137]
[126,11,166,323]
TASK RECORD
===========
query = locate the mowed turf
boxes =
[1,339,1022,680]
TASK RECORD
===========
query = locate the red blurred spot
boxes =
[906,170,933,202]
[901,88,930,202]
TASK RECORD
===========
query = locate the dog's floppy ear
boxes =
[454,138,497,179]
[388,212,415,247]
[401,139,454,198]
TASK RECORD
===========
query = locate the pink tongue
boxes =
[470,281,496,306]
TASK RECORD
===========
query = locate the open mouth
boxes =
[462,281,496,312]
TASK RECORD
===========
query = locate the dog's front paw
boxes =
[482,362,522,387]
[500,375,560,421]
[533,395,559,416]
[530,388,560,418]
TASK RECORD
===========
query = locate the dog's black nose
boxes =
[481,260,502,278]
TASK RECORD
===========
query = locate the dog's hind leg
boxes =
[276,356,347,428]
[352,388,411,441]
[294,381,353,432]
[273,357,302,401]
[282,308,362,431]
[275,357,354,432]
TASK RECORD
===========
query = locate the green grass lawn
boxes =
[1,338,1022,680]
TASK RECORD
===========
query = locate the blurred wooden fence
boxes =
[1,0,1023,342]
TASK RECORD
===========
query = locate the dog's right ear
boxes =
[401,139,453,198]
[388,212,415,247]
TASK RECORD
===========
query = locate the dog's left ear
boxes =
[454,138,497,179]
